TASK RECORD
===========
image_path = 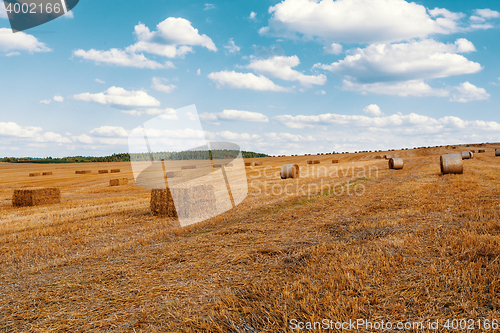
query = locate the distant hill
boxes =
[0,151,268,164]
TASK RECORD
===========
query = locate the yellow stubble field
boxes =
[1,144,500,331]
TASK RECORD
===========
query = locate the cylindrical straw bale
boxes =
[384,155,391,160]
[280,164,299,179]
[478,149,485,153]
[389,158,404,170]
[496,149,500,156]
[461,151,473,159]
[440,154,463,175]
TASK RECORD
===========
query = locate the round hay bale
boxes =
[280,164,299,179]
[478,149,486,153]
[440,154,463,175]
[461,151,473,159]
[384,154,392,160]
[388,158,404,170]
[496,149,500,156]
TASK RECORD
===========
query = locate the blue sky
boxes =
[1,0,500,157]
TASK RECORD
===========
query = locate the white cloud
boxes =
[207,131,261,141]
[274,111,500,133]
[224,38,240,53]
[95,78,105,84]
[450,81,490,103]
[90,126,129,137]
[53,95,64,102]
[316,90,326,95]
[5,51,20,57]
[324,42,343,55]
[249,11,257,20]
[73,86,160,108]
[200,110,269,124]
[73,48,172,69]
[0,28,51,53]
[121,107,178,119]
[197,68,201,75]
[315,39,481,84]
[40,95,65,105]
[208,71,291,92]
[262,0,466,44]
[475,9,500,19]
[342,79,449,97]
[0,122,70,143]
[363,104,383,116]
[204,3,215,10]
[151,77,177,94]
[126,18,217,58]
[247,55,326,87]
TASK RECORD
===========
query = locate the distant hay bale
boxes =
[440,154,463,175]
[181,165,197,170]
[29,173,41,177]
[42,172,52,176]
[452,146,457,149]
[389,158,404,170]
[306,160,320,164]
[478,149,486,153]
[384,155,392,160]
[98,170,109,174]
[254,162,262,166]
[166,171,182,178]
[75,170,91,174]
[109,178,128,186]
[13,188,60,207]
[280,164,299,179]
[213,164,223,168]
[150,185,216,218]
[496,149,500,156]
[375,155,383,159]
[461,151,473,160]
[332,160,339,163]
[110,169,121,173]
[245,162,255,167]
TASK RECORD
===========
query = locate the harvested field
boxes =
[1,145,500,331]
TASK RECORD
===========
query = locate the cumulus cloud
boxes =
[475,9,500,19]
[342,79,449,97]
[73,48,172,69]
[121,107,178,119]
[450,81,490,103]
[261,0,468,44]
[90,126,129,137]
[224,38,240,54]
[274,111,500,133]
[95,78,105,84]
[126,18,217,58]
[204,3,215,10]
[363,104,383,116]
[316,90,326,95]
[151,77,177,93]
[247,55,326,87]
[200,109,269,124]
[315,39,481,84]
[249,11,257,20]
[208,71,291,92]
[73,86,160,108]
[0,122,70,143]
[40,95,64,104]
[0,28,51,54]
[324,42,343,55]
[0,4,7,18]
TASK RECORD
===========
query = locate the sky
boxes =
[1,0,500,157]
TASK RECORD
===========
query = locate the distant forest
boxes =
[0,151,268,164]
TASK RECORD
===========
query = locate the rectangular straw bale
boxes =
[151,185,216,218]
[109,178,128,186]
[13,188,61,207]
[213,164,223,168]
[181,165,197,170]
[332,160,339,163]
[42,172,52,176]
[110,169,121,173]
[75,170,91,174]
[306,160,320,164]
[98,170,109,174]
[29,173,41,177]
